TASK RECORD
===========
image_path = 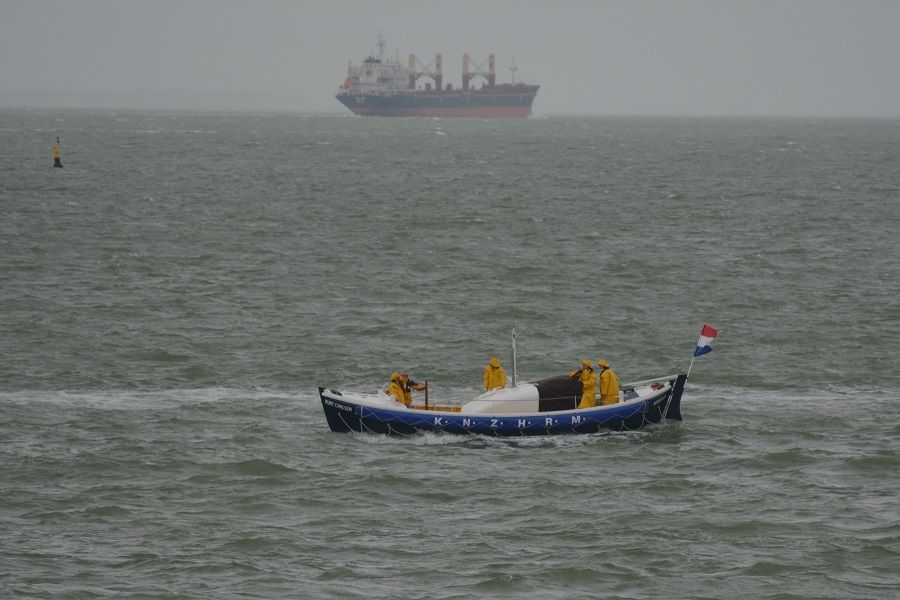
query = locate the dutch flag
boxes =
[694,324,718,357]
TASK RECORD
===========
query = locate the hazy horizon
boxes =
[3,0,900,117]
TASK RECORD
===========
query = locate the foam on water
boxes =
[0,388,302,409]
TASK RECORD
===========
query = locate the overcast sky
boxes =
[2,0,899,116]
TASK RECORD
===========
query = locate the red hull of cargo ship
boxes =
[346,105,532,118]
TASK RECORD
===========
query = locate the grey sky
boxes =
[2,0,899,116]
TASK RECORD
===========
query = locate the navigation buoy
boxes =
[52,137,63,168]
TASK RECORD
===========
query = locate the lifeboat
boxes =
[317,325,704,436]
[319,372,686,436]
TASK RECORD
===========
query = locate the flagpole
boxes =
[686,322,702,379]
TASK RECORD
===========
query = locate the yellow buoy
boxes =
[53,137,63,168]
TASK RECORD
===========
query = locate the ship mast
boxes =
[509,57,518,84]
[377,31,386,60]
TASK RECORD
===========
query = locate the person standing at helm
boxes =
[483,356,507,391]
[399,372,427,405]
[598,359,621,406]
[386,372,407,405]
[569,359,597,409]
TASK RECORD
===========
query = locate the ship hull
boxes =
[344,105,532,118]
[336,89,538,118]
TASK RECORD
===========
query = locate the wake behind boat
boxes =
[319,372,686,436]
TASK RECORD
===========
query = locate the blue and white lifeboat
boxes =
[318,373,686,436]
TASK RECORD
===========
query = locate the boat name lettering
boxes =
[545,417,553,426]
[490,419,499,428]
[462,418,471,427]
[434,416,444,426]
[323,398,353,413]
[518,419,527,428]
[571,415,582,424]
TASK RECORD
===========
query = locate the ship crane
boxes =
[408,53,443,91]
[462,53,496,90]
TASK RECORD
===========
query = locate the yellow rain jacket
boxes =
[52,144,61,159]
[599,367,620,406]
[569,362,596,408]
[400,375,426,405]
[386,373,408,406]
[483,357,507,390]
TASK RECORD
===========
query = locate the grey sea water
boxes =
[1,109,899,599]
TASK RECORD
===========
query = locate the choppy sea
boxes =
[1,109,899,598]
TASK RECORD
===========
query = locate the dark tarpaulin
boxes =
[530,375,582,412]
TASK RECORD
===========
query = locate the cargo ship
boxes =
[336,36,539,118]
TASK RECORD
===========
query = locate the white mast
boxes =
[511,325,518,387]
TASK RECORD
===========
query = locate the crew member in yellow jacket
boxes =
[598,359,620,406]
[483,356,507,391]
[399,372,427,405]
[386,372,407,405]
[569,359,597,409]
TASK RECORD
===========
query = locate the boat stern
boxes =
[663,374,687,421]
